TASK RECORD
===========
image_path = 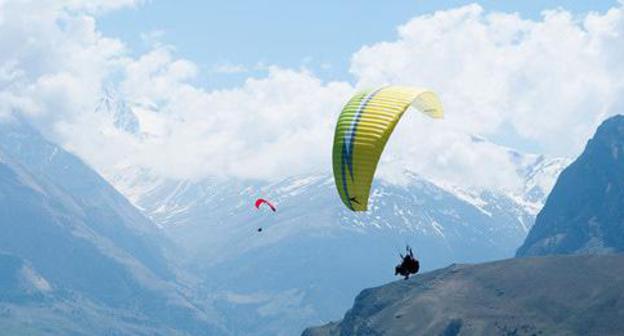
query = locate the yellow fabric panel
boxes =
[332,86,444,211]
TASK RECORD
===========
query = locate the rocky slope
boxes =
[517,115,624,256]
[303,254,624,336]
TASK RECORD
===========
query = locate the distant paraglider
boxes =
[255,198,276,212]
[332,86,444,211]
[254,198,276,232]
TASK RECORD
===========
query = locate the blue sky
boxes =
[99,0,619,88]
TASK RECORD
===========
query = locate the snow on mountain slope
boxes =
[103,149,567,336]
[99,91,569,335]
[508,151,570,214]
[95,87,141,135]
[467,135,570,215]
[107,147,568,252]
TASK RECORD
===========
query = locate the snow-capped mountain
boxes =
[104,144,568,336]
[107,144,568,247]
[96,90,570,335]
[468,135,570,215]
[0,107,570,336]
[511,156,570,214]
[95,87,140,135]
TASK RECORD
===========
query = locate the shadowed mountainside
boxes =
[517,115,624,256]
[0,117,224,335]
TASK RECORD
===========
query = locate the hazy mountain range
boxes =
[0,117,224,335]
[0,91,572,335]
[99,93,568,335]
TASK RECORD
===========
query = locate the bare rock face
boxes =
[517,115,624,257]
[303,255,624,336]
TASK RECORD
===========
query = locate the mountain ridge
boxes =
[517,114,624,256]
[302,254,624,336]
[0,117,226,335]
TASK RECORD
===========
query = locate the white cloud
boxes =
[377,117,523,190]
[109,66,352,180]
[351,4,624,157]
[2,2,624,191]
[0,0,128,126]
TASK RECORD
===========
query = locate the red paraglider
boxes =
[254,198,276,232]
[255,198,276,212]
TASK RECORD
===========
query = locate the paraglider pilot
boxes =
[395,246,420,280]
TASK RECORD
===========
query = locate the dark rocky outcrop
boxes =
[517,115,624,256]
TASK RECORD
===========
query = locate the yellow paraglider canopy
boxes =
[332,86,443,211]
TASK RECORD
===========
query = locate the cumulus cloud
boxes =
[377,117,523,190]
[351,4,624,157]
[2,2,624,191]
[0,0,128,126]
[97,64,352,180]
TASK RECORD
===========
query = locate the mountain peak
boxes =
[95,87,140,134]
[595,114,624,136]
[590,114,624,158]
[517,114,624,257]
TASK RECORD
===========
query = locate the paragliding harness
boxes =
[395,246,420,280]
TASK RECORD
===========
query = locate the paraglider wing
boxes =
[255,198,276,212]
[332,86,443,211]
